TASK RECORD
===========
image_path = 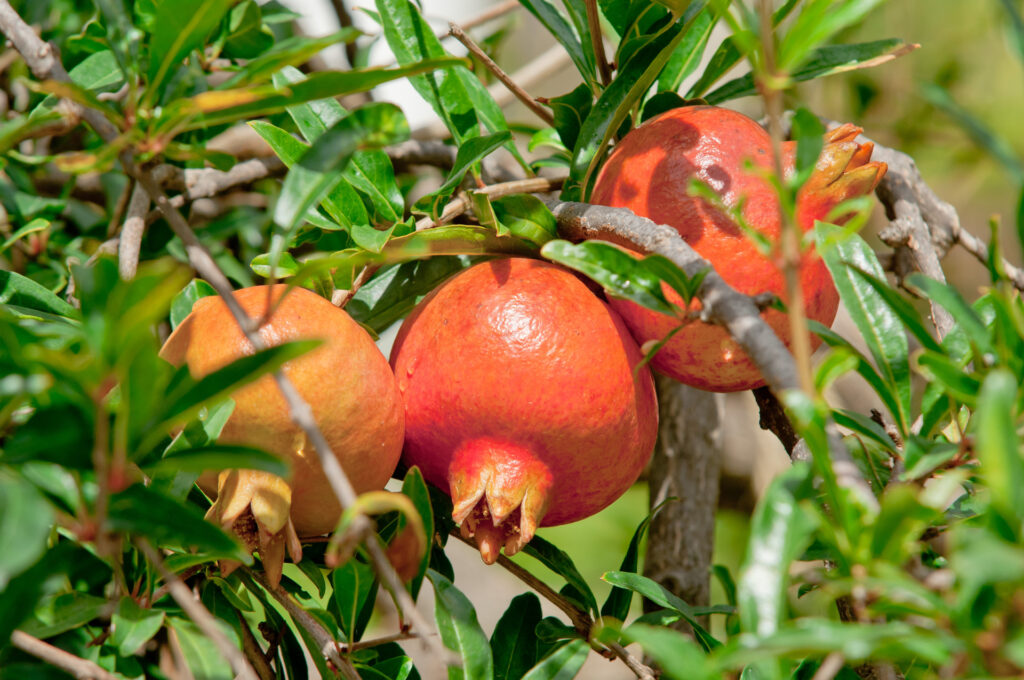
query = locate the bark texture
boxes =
[644,376,722,620]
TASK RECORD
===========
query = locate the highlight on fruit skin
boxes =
[389,257,659,564]
[591,105,887,392]
[159,285,405,586]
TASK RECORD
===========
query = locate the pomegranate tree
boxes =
[591,106,887,392]
[389,258,659,563]
[160,285,404,586]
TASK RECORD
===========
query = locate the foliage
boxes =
[0,0,1020,679]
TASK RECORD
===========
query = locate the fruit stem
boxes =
[756,0,815,396]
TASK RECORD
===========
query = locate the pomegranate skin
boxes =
[591,106,886,392]
[160,285,404,583]
[390,258,658,563]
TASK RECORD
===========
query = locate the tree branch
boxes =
[10,631,120,680]
[549,200,878,509]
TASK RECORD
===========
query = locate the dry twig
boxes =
[415,176,564,230]
[10,631,120,680]
[448,22,554,126]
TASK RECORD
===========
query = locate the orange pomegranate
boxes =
[591,106,886,392]
[389,258,658,564]
[160,285,404,585]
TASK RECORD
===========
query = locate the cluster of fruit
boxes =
[161,106,886,575]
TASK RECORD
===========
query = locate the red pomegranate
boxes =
[591,106,887,392]
[389,258,658,563]
[160,285,404,586]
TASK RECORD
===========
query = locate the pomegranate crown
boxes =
[795,123,888,225]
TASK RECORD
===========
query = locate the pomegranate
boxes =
[160,285,404,586]
[389,258,658,564]
[591,106,887,392]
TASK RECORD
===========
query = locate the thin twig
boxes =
[243,570,359,679]
[451,531,657,680]
[333,264,379,308]
[137,540,258,680]
[585,0,612,86]
[448,22,554,126]
[238,611,277,680]
[415,176,565,231]
[11,631,120,680]
[117,182,149,280]
[606,640,656,680]
[342,630,419,653]
[812,652,846,680]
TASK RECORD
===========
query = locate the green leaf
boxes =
[153,400,235,500]
[160,340,320,430]
[221,0,274,59]
[146,0,233,103]
[600,501,667,621]
[111,596,166,656]
[0,270,77,317]
[738,462,817,637]
[0,542,77,644]
[221,30,358,88]
[2,403,94,469]
[415,132,512,218]
[790,108,826,187]
[0,218,49,256]
[250,252,300,278]
[706,39,914,105]
[0,472,54,590]
[601,571,725,651]
[491,593,543,680]
[617,623,717,680]
[249,119,370,231]
[540,240,677,315]
[145,444,290,479]
[777,0,889,73]
[905,272,994,359]
[375,0,518,163]
[427,569,494,680]
[810,321,904,431]
[916,352,982,405]
[816,223,911,434]
[333,559,378,641]
[346,257,469,333]
[108,484,246,560]
[547,84,593,152]
[168,617,236,680]
[522,535,599,615]
[492,196,559,248]
[568,5,707,200]
[520,0,596,89]
[658,6,715,93]
[273,103,409,258]
[975,369,1024,525]
[170,279,216,330]
[400,466,434,599]
[175,59,462,130]
[20,592,107,639]
[521,638,589,680]
[274,67,405,226]
[869,485,940,564]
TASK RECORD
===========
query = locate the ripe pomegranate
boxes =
[389,258,658,564]
[160,285,404,586]
[591,106,887,392]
